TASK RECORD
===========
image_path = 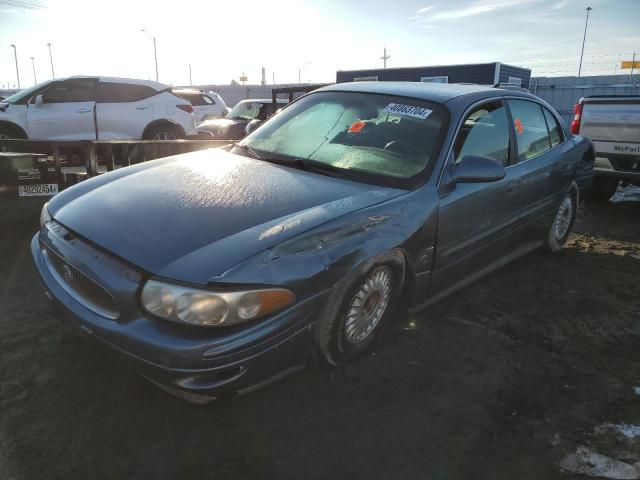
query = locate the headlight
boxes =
[40,202,52,227]
[140,279,295,327]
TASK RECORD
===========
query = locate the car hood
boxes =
[48,149,406,284]
[197,118,245,131]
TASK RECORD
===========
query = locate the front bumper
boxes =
[31,227,328,402]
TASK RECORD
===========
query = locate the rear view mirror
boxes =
[449,155,506,184]
[34,94,44,107]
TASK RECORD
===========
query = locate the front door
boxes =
[431,99,522,296]
[26,78,96,140]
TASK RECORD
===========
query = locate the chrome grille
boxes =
[44,246,119,319]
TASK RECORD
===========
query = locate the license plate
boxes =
[18,183,59,197]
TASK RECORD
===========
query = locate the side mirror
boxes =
[245,119,262,136]
[449,155,506,184]
[34,94,44,107]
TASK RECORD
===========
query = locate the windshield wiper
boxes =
[233,143,263,160]
[263,156,344,178]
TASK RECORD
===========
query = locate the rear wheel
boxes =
[546,189,577,251]
[317,251,405,366]
[144,124,184,140]
[587,177,619,202]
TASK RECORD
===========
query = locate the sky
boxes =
[0,0,639,89]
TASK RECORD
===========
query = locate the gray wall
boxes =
[530,74,640,125]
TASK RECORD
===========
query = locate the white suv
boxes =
[0,76,197,140]
[173,89,230,123]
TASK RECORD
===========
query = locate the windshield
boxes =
[227,101,266,120]
[2,80,54,104]
[239,91,446,182]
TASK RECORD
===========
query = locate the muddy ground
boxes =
[1,187,639,480]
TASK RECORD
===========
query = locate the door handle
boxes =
[506,180,522,194]
[136,106,149,110]
[76,109,92,113]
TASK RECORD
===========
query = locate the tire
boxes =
[587,177,619,202]
[143,124,184,140]
[546,188,577,252]
[0,124,26,139]
[317,250,405,366]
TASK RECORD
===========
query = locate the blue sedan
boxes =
[31,82,594,402]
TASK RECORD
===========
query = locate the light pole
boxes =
[30,57,37,84]
[189,64,192,86]
[10,44,20,89]
[140,29,158,82]
[47,42,55,78]
[578,6,592,77]
[298,61,311,84]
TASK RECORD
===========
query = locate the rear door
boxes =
[506,99,574,240]
[431,99,521,296]
[95,81,156,139]
[26,78,97,140]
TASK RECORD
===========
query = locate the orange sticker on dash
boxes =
[514,118,524,135]
[348,121,366,133]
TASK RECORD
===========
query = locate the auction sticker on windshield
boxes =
[18,184,58,197]
[383,103,432,120]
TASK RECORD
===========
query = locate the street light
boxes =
[30,56,37,84]
[578,6,592,77]
[189,64,192,86]
[298,61,311,84]
[10,44,20,89]
[140,29,158,82]
[47,43,55,79]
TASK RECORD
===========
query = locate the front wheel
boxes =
[317,251,405,366]
[546,189,577,251]
[0,124,26,139]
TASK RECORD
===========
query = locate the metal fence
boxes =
[0,139,229,196]
[530,74,640,125]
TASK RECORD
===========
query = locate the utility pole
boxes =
[381,47,390,69]
[298,61,311,84]
[577,6,592,77]
[140,29,159,81]
[10,44,20,89]
[30,57,37,84]
[188,64,192,86]
[630,52,637,90]
[47,43,55,78]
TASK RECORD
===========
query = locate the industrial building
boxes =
[336,62,531,89]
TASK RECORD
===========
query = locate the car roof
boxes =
[173,89,220,95]
[65,76,169,91]
[317,81,532,104]
[238,98,288,104]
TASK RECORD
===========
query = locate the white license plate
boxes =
[18,183,59,197]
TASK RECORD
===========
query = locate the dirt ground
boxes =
[1,186,639,480]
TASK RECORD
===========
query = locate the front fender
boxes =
[214,187,440,303]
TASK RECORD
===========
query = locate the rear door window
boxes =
[453,100,510,166]
[507,100,552,162]
[96,82,157,103]
[542,107,563,147]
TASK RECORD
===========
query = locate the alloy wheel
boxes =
[344,266,393,344]
[152,131,177,140]
[554,193,574,240]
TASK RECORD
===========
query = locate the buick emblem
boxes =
[62,264,74,283]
